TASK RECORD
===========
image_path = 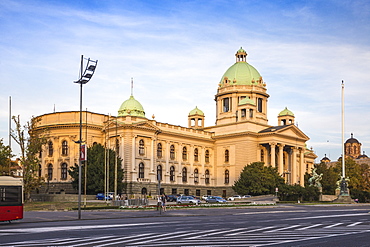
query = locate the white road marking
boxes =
[296,223,323,230]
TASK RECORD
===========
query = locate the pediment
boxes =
[259,124,309,141]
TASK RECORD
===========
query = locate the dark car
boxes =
[166,195,177,202]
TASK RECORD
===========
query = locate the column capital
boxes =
[269,142,276,147]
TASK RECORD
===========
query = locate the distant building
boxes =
[34,48,316,197]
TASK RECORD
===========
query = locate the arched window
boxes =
[138,163,145,178]
[48,141,53,157]
[182,167,187,183]
[205,169,210,184]
[261,149,264,162]
[257,98,263,112]
[225,169,229,184]
[194,148,199,162]
[205,150,210,163]
[194,168,199,183]
[182,147,187,161]
[61,163,68,180]
[157,143,162,158]
[225,149,229,163]
[170,145,175,160]
[47,164,53,181]
[115,139,120,153]
[139,139,145,155]
[141,187,147,195]
[61,140,68,156]
[157,165,162,181]
[170,166,175,182]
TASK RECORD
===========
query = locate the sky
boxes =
[1,0,370,162]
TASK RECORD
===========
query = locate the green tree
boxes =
[11,116,47,201]
[232,162,285,195]
[69,143,124,195]
[314,162,338,195]
[334,158,370,192]
[0,138,14,175]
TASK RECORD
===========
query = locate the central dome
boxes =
[118,95,145,118]
[219,47,263,87]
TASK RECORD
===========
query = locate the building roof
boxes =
[279,107,294,117]
[219,48,262,86]
[345,133,359,144]
[118,95,145,117]
[189,106,204,116]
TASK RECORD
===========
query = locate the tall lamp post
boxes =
[74,55,98,220]
[339,80,349,196]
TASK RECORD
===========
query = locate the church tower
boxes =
[215,48,269,125]
[345,133,362,159]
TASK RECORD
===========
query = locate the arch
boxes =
[170,166,175,182]
[205,150,210,163]
[225,169,229,184]
[47,163,53,181]
[61,163,68,180]
[61,140,68,156]
[138,162,145,178]
[141,187,147,195]
[157,164,162,181]
[182,167,187,183]
[182,146,187,161]
[194,168,199,183]
[139,139,145,155]
[205,169,210,184]
[48,141,53,157]
[170,145,175,160]
[157,143,162,158]
[225,149,229,163]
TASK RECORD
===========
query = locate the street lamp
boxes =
[74,55,98,220]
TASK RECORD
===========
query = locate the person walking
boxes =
[161,194,167,212]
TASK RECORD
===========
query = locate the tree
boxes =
[11,115,47,201]
[0,138,14,175]
[232,162,285,195]
[314,162,338,195]
[69,143,124,195]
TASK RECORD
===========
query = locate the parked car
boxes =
[206,196,227,203]
[228,195,242,201]
[166,195,178,202]
[242,195,252,198]
[177,196,201,204]
[96,192,113,200]
[202,195,210,200]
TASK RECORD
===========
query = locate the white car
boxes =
[202,195,210,200]
[228,195,242,201]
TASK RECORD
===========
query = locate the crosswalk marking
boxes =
[296,223,323,230]
[264,225,301,232]
[347,222,362,227]
[324,222,344,228]
[227,226,275,235]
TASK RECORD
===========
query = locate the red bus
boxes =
[0,176,23,222]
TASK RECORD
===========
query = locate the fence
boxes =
[112,198,149,207]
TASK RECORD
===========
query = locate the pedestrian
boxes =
[161,194,167,212]
[157,195,162,211]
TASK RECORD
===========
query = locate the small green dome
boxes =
[189,106,204,116]
[118,95,145,117]
[239,97,256,106]
[279,107,294,116]
[220,48,262,86]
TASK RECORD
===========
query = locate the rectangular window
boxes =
[223,98,230,112]
[257,98,263,113]
[184,189,189,196]
[207,190,212,196]
[196,189,200,197]
[172,188,177,195]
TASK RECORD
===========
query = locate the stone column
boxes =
[257,144,262,162]
[291,147,298,184]
[270,143,276,167]
[278,144,284,175]
[299,147,305,186]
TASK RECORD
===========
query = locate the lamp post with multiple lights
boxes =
[74,55,98,220]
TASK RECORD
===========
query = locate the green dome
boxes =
[239,97,256,106]
[220,48,262,86]
[189,106,204,116]
[118,95,145,117]
[279,107,294,116]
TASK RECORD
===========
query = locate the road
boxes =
[1,204,370,246]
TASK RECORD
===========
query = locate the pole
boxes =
[114,119,117,200]
[341,80,345,179]
[84,108,87,207]
[9,96,11,174]
[78,55,83,220]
